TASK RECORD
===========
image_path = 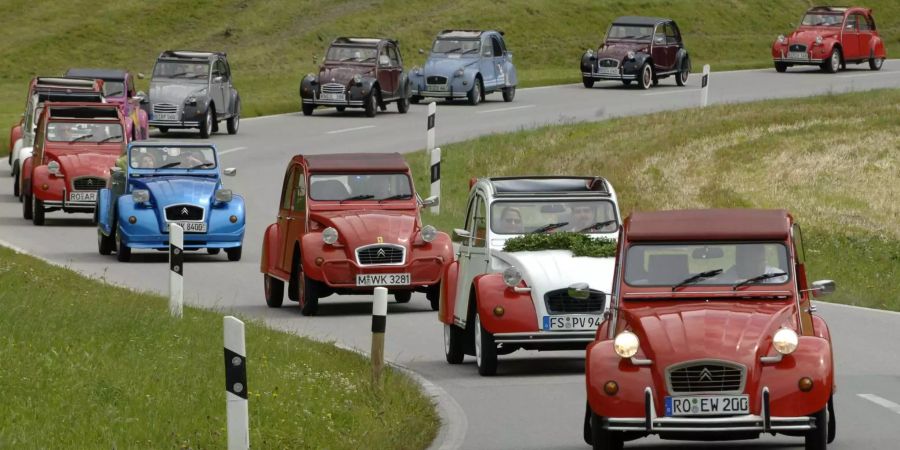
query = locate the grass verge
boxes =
[0,247,438,449]
[3,0,900,156]
[408,88,900,311]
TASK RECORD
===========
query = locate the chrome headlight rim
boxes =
[322,227,339,245]
[777,34,786,44]
[626,51,636,60]
[453,68,464,78]
[352,74,363,85]
[613,330,640,358]
[214,188,233,203]
[815,35,823,45]
[773,328,799,355]
[132,189,150,203]
[47,160,60,175]
[502,266,522,288]
[421,224,437,243]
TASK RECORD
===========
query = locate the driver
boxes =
[720,245,787,283]
[182,148,210,167]
[137,153,157,168]
[497,207,524,234]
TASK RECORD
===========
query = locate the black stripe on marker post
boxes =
[224,347,248,399]
[170,244,183,275]
[372,314,386,333]
[430,161,440,184]
[427,113,435,130]
[702,74,709,88]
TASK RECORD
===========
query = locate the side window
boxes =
[378,48,391,67]
[462,196,478,246]
[388,45,401,66]
[653,24,666,45]
[498,36,508,53]
[491,37,503,57]
[665,23,678,43]
[845,15,858,31]
[473,196,488,245]
[223,60,232,80]
[858,14,873,31]
[280,166,297,210]
[481,39,492,57]
[292,173,306,212]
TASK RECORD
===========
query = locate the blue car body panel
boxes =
[410,30,517,99]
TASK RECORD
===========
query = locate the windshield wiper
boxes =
[462,48,480,54]
[732,272,788,290]
[578,219,618,233]
[341,194,374,203]
[105,90,124,96]
[379,194,411,203]
[443,47,462,53]
[189,162,214,169]
[530,222,569,234]
[69,134,95,143]
[97,135,122,144]
[168,72,189,78]
[672,269,723,291]
[157,162,181,169]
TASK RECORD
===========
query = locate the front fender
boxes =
[261,222,283,274]
[398,73,410,97]
[9,124,22,153]
[761,336,833,417]
[229,91,240,114]
[12,141,26,166]
[587,340,655,418]
[871,36,886,58]
[21,156,34,195]
[439,260,459,324]
[581,51,595,72]
[31,166,66,201]
[676,49,691,72]
[299,77,315,99]
[473,273,538,334]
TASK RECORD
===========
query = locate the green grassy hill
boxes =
[3,0,900,154]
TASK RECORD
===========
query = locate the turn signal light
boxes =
[604,381,619,396]
[128,216,137,224]
[798,377,814,392]
[229,215,238,223]
[315,257,324,266]
[41,183,49,191]
[493,306,505,317]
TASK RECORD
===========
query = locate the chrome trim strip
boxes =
[493,330,595,344]
[773,58,825,63]
[624,290,792,296]
[760,354,783,364]
[631,357,653,366]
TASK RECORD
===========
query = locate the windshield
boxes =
[152,61,210,80]
[47,121,124,143]
[624,243,790,287]
[129,146,217,170]
[431,38,481,54]
[491,200,618,234]
[801,13,843,27]
[325,46,378,63]
[103,81,126,97]
[309,173,412,201]
[606,24,655,41]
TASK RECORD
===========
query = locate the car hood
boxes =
[597,42,649,60]
[310,209,417,249]
[788,29,838,44]
[620,301,796,369]
[496,250,615,296]
[45,142,123,163]
[54,152,119,178]
[131,176,219,210]
[423,56,478,75]
[318,65,375,85]
[150,82,207,104]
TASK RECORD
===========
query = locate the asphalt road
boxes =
[3,62,900,449]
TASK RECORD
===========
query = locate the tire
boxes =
[474,312,497,376]
[226,100,240,135]
[32,198,44,226]
[426,283,440,311]
[775,62,788,73]
[13,171,20,197]
[23,193,32,220]
[115,229,131,262]
[805,407,828,450]
[582,76,595,88]
[98,229,114,255]
[502,86,516,102]
[444,323,465,364]
[299,272,320,316]
[264,274,284,308]
[639,63,653,89]
[364,89,379,118]
[823,48,841,73]
[302,103,315,116]
[467,78,482,106]
[869,57,884,71]
[676,63,689,86]
[226,246,242,261]
[590,412,624,450]
[157,127,169,133]
[621,80,632,86]
[206,248,220,255]
[394,291,412,303]
[199,108,213,138]
[827,395,836,444]
[335,106,346,112]
[410,95,422,104]
[397,94,410,114]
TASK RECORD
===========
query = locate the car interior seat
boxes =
[310,179,350,201]
[647,254,690,285]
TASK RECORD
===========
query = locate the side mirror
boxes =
[224,167,237,176]
[454,228,471,239]
[421,195,439,208]
[110,166,123,173]
[507,51,513,61]
[213,76,225,83]
[134,91,148,104]
[811,280,836,296]
[418,48,425,54]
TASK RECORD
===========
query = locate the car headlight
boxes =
[215,188,232,203]
[132,189,150,203]
[586,48,594,56]
[185,96,197,105]
[626,51,635,60]
[772,328,798,355]
[777,34,786,44]
[353,74,362,85]
[502,266,522,287]
[322,227,338,245]
[412,67,421,75]
[815,35,823,45]
[613,331,640,358]
[306,73,315,81]
[47,160,60,175]
[453,68,464,78]
[421,225,437,243]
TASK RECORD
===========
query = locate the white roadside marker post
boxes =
[426,102,436,153]
[701,64,710,108]
[430,147,441,215]
[371,287,388,389]
[224,316,249,450]
[169,223,183,318]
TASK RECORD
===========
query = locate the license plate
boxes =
[543,315,603,330]
[788,51,807,60]
[320,93,345,101]
[167,222,207,233]
[426,84,447,92]
[356,273,411,286]
[597,67,619,75]
[665,395,749,417]
[69,191,97,202]
[154,112,178,121]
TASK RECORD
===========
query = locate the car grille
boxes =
[667,361,745,394]
[356,244,405,266]
[72,176,105,191]
[321,83,345,95]
[598,59,619,68]
[153,103,178,114]
[427,76,448,85]
[165,204,204,221]
[544,289,606,314]
[789,44,807,52]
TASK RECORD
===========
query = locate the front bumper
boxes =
[118,225,245,249]
[149,119,201,129]
[301,96,365,107]
[773,57,825,65]
[583,71,638,81]
[493,331,595,345]
[314,256,444,289]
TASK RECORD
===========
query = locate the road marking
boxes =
[642,88,703,96]
[326,125,376,134]
[858,394,900,415]
[837,71,897,78]
[218,146,247,156]
[475,104,536,114]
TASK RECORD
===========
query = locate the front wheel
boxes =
[226,246,242,261]
[582,76,595,88]
[467,79,482,106]
[226,101,240,135]
[32,198,45,226]
[397,94,410,114]
[676,64,689,86]
[13,171,20,197]
[590,412,624,450]
[157,127,169,133]
[869,57,884,71]
[805,406,828,450]
[207,248,220,255]
[199,108,214,138]
[474,312,497,376]
[364,89,379,117]
[639,63,653,89]
[299,272,320,316]
[775,61,788,73]
[115,229,131,262]
[502,86,516,102]
[394,291,412,303]
[23,193,32,220]
[264,274,284,308]
[444,324,465,364]
[302,103,315,116]
[823,48,841,73]
[98,229,115,255]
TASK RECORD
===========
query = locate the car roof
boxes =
[34,77,100,91]
[332,37,394,47]
[807,6,850,13]
[612,16,670,26]
[44,102,120,120]
[303,153,409,172]
[486,176,611,197]
[158,50,225,61]
[129,140,217,149]
[625,209,791,242]
[437,30,500,38]
[64,68,128,81]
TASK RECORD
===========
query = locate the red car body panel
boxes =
[9,120,22,153]
[472,274,539,334]
[439,260,460,324]
[772,6,886,68]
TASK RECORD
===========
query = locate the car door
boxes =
[856,13,874,58]
[479,37,497,88]
[651,24,669,70]
[211,60,228,116]
[454,195,478,324]
[841,14,860,60]
[491,35,507,88]
[286,169,307,268]
[664,23,680,70]
[220,59,235,115]
[454,193,490,325]
[386,44,403,98]
[277,165,300,273]
[376,45,395,96]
